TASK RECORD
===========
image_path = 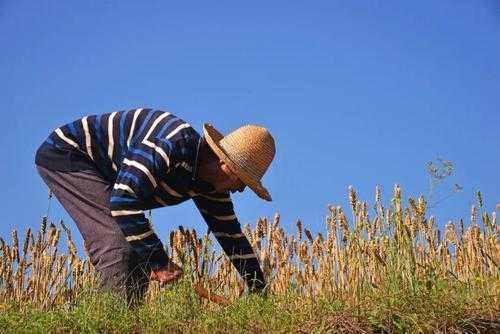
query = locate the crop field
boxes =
[0,185,498,333]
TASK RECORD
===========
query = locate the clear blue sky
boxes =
[1,1,499,252]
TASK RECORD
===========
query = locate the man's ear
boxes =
[220,161,230,174]
[220,162,237,180]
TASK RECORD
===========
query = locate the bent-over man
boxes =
[35,107,276,304]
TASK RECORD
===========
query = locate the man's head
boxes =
[197,138,246,193]
[201,123,275,201]
[218,162,247,193]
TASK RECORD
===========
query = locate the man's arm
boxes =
[192,193,266,292]
[109,140,176,270]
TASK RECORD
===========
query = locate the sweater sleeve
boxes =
[109,139,177,269]
[192,193,266,292]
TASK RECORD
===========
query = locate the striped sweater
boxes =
[35,108,265,291]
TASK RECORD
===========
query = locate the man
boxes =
[35,107,275,304]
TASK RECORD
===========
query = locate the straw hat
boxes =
[203,123,275,201]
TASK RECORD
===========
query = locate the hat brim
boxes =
[203,123,272,201]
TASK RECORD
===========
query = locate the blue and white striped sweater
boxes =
[36,108,265,290]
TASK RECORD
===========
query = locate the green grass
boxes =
[1,276,497,333]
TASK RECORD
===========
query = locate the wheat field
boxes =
[0,185,498,333]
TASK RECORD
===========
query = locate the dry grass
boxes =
[0,185,498,332]
[164,185,499,303]
[0,217,99,309]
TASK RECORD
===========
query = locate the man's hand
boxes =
[150,262,183,286]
